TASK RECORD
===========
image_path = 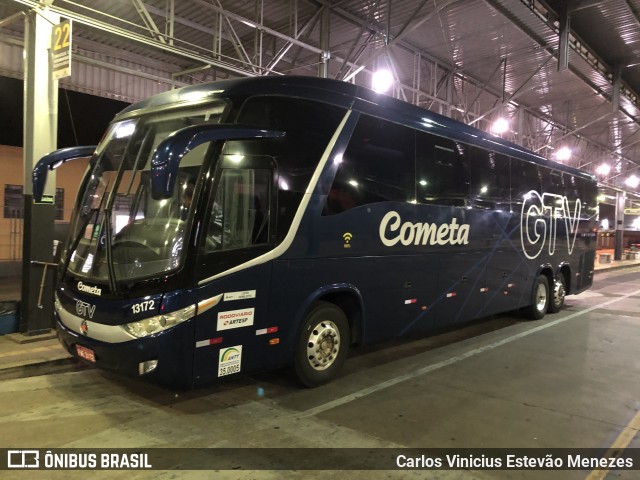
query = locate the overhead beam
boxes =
[11,0,257,77]
[557,2,570,72]
[131,0,166,44]
[0,11,24,28]
[265,7,322,73]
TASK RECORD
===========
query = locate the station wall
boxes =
[0,144,87,263]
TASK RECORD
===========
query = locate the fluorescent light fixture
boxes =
[555,147,571,161]
[625,175,640,189]
[372,69,394,93]
[595,163,611,176]
[492,117,509,135]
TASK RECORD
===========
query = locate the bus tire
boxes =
[294,302,350,387]
[522,275,550,320]
[548,274,566,313]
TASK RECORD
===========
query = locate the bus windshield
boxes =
[65,103,227,286]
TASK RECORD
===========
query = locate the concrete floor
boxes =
[2,267,640,479]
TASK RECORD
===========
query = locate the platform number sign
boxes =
[51,19,72,80]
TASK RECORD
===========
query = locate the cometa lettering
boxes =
[379,211,470,247]
[77,281,102,296]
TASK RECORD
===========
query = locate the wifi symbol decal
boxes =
[343,232,353,248]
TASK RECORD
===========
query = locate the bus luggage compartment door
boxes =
[428,253,487,327]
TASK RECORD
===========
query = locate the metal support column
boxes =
[612,64,622,113]
[558,3,570,72]
[318,7,330,78]
[20,5,59,335]
[614,191,625,261]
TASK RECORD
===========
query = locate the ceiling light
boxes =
[555,147,571,161]
[372,69,394,93]
[595,163,611,176]
[625,175,640,189]
[492,117,509,135]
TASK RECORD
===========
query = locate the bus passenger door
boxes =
[192,154,277,387]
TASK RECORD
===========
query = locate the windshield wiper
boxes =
[59,207,99,282]
[102,206,118,295]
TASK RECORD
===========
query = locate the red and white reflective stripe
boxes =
[446,292,457,298]
[195,337,223,348]
[256,326,279,336]
[404,299,417,305]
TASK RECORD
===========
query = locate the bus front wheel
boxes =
[294,302,350,387]
[522,275,550,320]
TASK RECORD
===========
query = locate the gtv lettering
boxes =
[379,211,470,247]
[76,300,96,319]
[520,190,582,259]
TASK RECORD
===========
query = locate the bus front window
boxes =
[65,104,227,286]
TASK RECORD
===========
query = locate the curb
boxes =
[0,357,83,381]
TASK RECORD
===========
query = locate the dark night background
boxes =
[0,76,130,147]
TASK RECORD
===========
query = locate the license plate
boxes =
[75,345,96,363]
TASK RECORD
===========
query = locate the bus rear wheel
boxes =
[548,274,566,313]
[294,302,350,387]
[522,275,550,320]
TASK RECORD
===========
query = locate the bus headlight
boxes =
[123,304,196,338]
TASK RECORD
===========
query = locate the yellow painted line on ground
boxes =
[585,409,640,480]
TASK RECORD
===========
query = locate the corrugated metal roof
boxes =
[1,0,640,188]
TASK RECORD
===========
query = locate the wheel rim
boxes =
[535,283,548,312]
[554,279,566,308]
[306,320,341,371]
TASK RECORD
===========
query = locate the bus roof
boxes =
[116,75,594,181]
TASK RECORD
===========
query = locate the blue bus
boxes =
[33,76,597,389]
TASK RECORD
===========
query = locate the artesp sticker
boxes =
[217,308,255,331]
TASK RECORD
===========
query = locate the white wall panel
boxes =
[0,41,24,80]
[0,37,175,104]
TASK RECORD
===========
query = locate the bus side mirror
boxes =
[150,124,285,200]
[32,146,96,202]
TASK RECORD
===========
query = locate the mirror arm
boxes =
[32,146,96,202]
[150,124,285,199]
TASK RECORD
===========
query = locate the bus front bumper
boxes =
[56,317,195,389]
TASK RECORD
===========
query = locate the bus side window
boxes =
[204,168,271,253]
[324,114,415,214]
[541,167,565,196]
[575,175,597,220]
[416,132,469,207]
[469,147,510,210]
[511,160,542,211]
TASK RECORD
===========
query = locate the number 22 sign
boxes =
[51,19,72,80]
